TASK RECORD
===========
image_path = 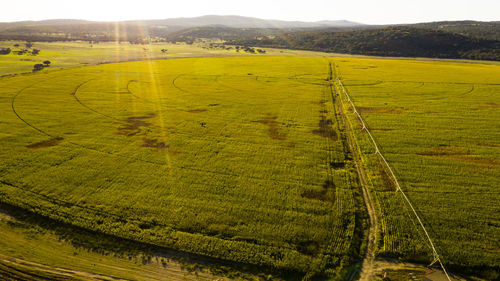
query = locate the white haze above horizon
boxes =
[1,0,499,25]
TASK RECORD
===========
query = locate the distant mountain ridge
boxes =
[0,15,363,29]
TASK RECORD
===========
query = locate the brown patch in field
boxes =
[313,116,337,140]
[416,146,468,157]
[377,159,397,191]
[370,128,394,131]
[301,180,336,204]
[476,143,500,148]
[297,240,320,256]
[253,114,287,140]
[357,106,406,114]
[312,100,327,107]
[330,162,346,169]
[470,102,500,111]
[187,109,208,113]
[26,137,63,149]
[417,146,499,166]
[142,137,169,150]
[116,114,155,137]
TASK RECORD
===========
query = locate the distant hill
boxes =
[126,15,363,28]
[0,16,364,42]
[409,21,500,41]
[0,15,363,32]
[226,26,500,61]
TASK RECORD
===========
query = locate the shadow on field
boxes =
[0,202,307,281]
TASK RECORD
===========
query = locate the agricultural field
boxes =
[0,56,367,279]
[0,40,332,76]
[0,41,247,76]
[334,58,500,279]
[0,47,499,281]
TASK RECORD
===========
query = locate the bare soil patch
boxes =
[357,106,406,114]
[26,137,63,149]
[417,146,499,166]
[187,109,208,113]
[312,116,338,140]
[142,138,169,150]
[312,100,328,107]
[416,146,468,157]
[301,180,336,204]
[116,114,155,137]
[296,240,320,256]
[377,159,397,191]
[370,128,395,131]
[253,114,287,140]
[470,102,500,111]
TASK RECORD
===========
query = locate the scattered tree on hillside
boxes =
[33,63,45,72]
[43,60,51,66]
[0,48,11,55]
[13,49,28,55]
[25,42,33,48]
[32,49,40,55]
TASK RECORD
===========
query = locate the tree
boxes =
[33,64,45,72]
[25,42,33,48]
[13,44,19,47]
[43,60,51,66]
[0,48,11,55]
[161,48,168,53]
[31,49,40,55]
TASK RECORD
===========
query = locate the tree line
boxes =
[225,26,500,61]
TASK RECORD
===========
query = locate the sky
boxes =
[1,0,499,24]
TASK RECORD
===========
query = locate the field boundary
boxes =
[328,62,378,281]
[333,62,452,281]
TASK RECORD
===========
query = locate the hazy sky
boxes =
[1,0,499,24]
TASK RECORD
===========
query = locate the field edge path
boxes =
[327,62,378,281]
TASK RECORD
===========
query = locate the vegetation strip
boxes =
[328,62,378,281]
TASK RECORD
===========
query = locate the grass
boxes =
[334,58,500,279]
[0,56,367,278]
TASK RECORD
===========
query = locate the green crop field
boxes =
[0,49,499,281]
[0,56,369,279]
[334,58,500,279]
